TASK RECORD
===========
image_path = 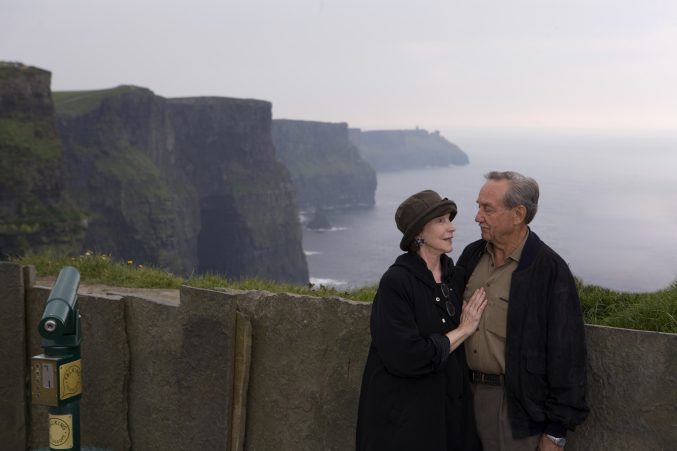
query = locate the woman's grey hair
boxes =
[485,171,539,224]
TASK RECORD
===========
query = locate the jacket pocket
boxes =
[522,352,548,416]
[525,352,546,375]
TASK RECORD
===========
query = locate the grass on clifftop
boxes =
[15,250,376,302]
[53,85,149,116]
[577,280,676,333]
[14,251,677,333]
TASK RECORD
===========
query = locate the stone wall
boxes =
[567,325,677,451]
[0,263,29,451]
[1,262,675,450]
[233,289,370,450]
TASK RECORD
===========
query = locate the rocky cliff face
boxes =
[169,98,308,283]
[52,87,307,283]
[273,120,376,210]
[55,86,200,275]
[349,128,469,172]
[10,77,308,283]
[0,63,83,258]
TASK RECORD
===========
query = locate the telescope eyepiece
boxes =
[44,319,58,332]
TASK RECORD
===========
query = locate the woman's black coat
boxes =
[356,252,481,451]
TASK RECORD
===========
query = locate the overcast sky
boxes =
[2,0,676,130]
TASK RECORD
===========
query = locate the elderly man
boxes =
[458,171,589,450]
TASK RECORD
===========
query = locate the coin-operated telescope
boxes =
[31,266,82,451]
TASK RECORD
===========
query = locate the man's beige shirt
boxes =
[464,232,528,374]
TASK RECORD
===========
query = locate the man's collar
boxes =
[510,229,529,262]
[485,227,530,263]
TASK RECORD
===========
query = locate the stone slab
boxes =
[125,295,182,450]
[177,286,237,451]
[125,286,237,450]
[0,262,28,451]
[77,293,130,450]
[568,325,677,451]
[233,289,371,451]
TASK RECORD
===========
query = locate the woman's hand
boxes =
[458,287,487,335]
[445,287,487,352]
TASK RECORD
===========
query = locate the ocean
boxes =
[302,129,677,293]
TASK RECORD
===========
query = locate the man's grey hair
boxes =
[485,171,539,224]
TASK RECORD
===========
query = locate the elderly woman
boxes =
[356,190,487,451]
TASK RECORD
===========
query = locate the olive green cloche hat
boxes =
[395,190,457,251]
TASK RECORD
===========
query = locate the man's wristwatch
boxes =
[546,434,566,447]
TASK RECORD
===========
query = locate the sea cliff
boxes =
[54,87,308,283]
[349,127,469,171]
[168,98,307,282]
[0,62,309,283]
[0,63,83,258]
[273,120,376,210]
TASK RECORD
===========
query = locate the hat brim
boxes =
[399,200,457,251]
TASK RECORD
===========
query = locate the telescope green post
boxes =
[31,266,82,451]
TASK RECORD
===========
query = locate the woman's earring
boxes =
[415,237,425,246]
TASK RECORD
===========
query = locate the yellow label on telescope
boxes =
[59,359,82,400]
[49,413,73,449]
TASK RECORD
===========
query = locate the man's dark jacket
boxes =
[356,252,481,451]
[457,230,590,439]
